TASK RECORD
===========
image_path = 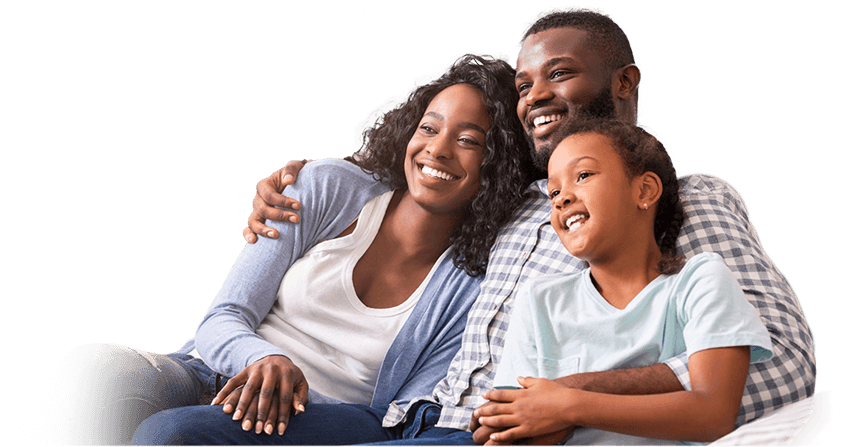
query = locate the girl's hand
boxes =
[476,377,575,445]
[211,355,308,435]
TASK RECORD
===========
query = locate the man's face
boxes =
[515,27,617,170]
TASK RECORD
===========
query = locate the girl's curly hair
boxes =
[558,119,685,274]
[348,54,534,277]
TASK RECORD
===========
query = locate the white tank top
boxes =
[255,190,449,404]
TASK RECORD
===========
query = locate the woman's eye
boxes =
[420,125,436,133]
[459,137,481,147]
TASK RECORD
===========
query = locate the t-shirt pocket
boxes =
[539,356,580,379]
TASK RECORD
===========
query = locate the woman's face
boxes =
[404,84,491,215]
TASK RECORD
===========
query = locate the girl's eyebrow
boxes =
[547,156,597,183]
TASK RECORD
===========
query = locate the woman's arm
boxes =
[194,160,389,377]
[480,346,750,444]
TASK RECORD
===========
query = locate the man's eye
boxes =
[517,83,530,94]
[551,69,572,79]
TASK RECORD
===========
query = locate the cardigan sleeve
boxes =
[194,159,390,377]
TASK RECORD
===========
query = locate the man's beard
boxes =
[529,87,617,171]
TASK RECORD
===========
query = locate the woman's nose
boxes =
[426,134,454,159]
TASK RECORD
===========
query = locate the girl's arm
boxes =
[479,346,750,444]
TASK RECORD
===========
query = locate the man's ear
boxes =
[614,64,640,100]
[636,171,662,209]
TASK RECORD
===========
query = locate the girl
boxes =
[477,119,773,444]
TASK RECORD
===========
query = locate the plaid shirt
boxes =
[383,174,816,430]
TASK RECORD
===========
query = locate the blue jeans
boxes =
[132,401,475,445]
[61,344,226,445]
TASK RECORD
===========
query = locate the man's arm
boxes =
[243,160,311,243]
[553,362,681,394]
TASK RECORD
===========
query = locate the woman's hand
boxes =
[211,355,309,435]
[243,160,310,243]
[475,377,575,445]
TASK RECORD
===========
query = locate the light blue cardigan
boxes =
[180,159,483,409]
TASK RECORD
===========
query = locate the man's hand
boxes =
[211,355,308,436]
[243,160,309,243]
[475,377,575,445]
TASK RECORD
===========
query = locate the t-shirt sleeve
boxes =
[677,253,774,364]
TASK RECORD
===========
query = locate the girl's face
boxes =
[404,84,490,215]
[547,132,646,264]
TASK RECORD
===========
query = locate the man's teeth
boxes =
[566,214,588,231]
[533,114,564,128]
[421,165,458,181]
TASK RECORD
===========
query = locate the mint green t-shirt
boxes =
[494,252,773,444]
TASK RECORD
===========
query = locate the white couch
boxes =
[709,392,826,445]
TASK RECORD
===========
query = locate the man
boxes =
[173,10,815,445]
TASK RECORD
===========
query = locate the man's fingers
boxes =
[472,425,502,445]
[257,178,301,211]
[243,227,259,244]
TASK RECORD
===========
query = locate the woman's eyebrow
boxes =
[425,111,487,135]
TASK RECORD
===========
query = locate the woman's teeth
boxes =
[421,165,458,181]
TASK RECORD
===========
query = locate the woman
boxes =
[66,54,532,445]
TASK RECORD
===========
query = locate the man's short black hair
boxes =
[523,9,635,72]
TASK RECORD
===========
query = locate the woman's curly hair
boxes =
[348,54,535,277]
[558,119,685,274]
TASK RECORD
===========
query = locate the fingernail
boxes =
[278,422,286,435]
[233,409,242,420]
[242,419,252,431]
[298,403,305,413]
[223,404,232,413]
[265,423,273,435]
[256,421,263,434]
[267,230,275,237]
[288,215,299,223]
[283,174,294,183]
[292,202,301,210]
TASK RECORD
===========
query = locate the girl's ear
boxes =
[636,171,663,209]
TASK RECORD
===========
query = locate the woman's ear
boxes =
[636,171,663,209]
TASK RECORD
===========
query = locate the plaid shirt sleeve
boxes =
[383,176,816,431]
[668,174,816,426]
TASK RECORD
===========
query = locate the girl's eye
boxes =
[549,189,560,199]
[578,172,592,181]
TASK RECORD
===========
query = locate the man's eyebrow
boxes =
[515,57,578,81]
[425,112,487,135]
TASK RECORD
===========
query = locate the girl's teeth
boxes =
[565,214,588,231]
